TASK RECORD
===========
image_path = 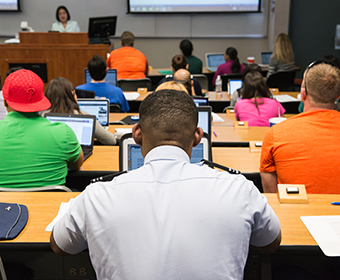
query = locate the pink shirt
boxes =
[213,60,245,85]
[235,98,285,127]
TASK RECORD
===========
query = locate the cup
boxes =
[247,57,255,64]
[269,117,287,127]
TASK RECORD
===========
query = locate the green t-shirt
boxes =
[185,55,203,74]
[0,111,81,188]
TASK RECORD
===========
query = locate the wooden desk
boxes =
[2,192,340,247]
[0,32,108,88]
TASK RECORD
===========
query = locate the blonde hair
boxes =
[273,33,294,64]
[155,81,188,94]
[305,63,340,103]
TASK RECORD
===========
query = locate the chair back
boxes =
[192,74,209,90]
[110,104,121,113]
[0,256,7,280]
[266,71,296,91]
[0,186,72,192]
[221,73,243,91]
[117,78,152,91]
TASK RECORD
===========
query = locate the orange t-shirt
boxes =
[106,46,148,80]
[260,110,340,194]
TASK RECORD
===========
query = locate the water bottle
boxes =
[215,75,222,97]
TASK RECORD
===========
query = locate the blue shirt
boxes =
[76,83,130,112]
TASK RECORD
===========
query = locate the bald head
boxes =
[133,90,202,158]
[173,69,192,95]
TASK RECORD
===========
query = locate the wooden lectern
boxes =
[0,32,108,88]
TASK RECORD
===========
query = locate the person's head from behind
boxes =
[155,81,189,94]
[3,69,50,113]
[302,62,340,107]
[241,71,271,114]
[273,33,293,64]
[133,90,202,158]
[171,54,188,72]
[173,69,192,96]
[88,55,107,81]
[180,39,193,57]
[56,6,70,23]
[242,64,263,81]
[225,47,241,73]
[121,31,135,47]
[45,77,80,114]
[321,55,340,69]
[6,67,24,78]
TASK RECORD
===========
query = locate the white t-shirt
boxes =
[53,145,280,280]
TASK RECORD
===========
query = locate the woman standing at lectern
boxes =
[51,6,80,32]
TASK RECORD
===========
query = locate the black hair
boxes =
[180,39,193,56]
[226,47,241,73]
[6,67,24,78]
[172,55,187,71]
[88,55,107,81]
[56,6,70,22]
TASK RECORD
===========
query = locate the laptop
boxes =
[261,52,272,65]
[77,98,110,130]
[85,68,117,87]
[119,133,212,171]
[205,53,225,72]
[44,113,96,161]
[198,106,212,142]
[193,96,209,107]
[228,79,243,95]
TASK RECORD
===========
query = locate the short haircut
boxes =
[241,71,271,114]
[121,31,135,47]
[180,39,193,56]
[6,67,24,78]
[139,90,198,146]
[88,55,107,81]
[172,55,187,71]
[305,63,340,104]
[155,81,188,94]
[56,6,70,21]
[45,77,80,114]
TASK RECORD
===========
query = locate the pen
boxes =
[331,202,340,205]
[213,131,217,137]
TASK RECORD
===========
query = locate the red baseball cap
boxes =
[2,69,51,112]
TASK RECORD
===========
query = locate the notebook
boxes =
[228,79,243,95]
[45,113,96,161]
[261,52,272,65]
[85,68,117,87]
[205,53,225,72]
[119,133,211,171]
[77,98,109,130]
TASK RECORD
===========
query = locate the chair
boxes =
[110,104,121,113]
[192,74,209,90]
[266,71,296,91]
[221,73,243,91]
[0,185,72,192]
[117,78,152,91]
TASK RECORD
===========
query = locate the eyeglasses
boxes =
[304,60,337,95]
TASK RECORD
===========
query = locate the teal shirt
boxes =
[0,112,81,188]
[185,55,203,74]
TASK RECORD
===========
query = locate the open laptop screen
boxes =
[85,68,117,86]
[261,52,272,65]
[229,79,243,95]
[77,99,109,127]
[197,106,212,141]
[45,114,95,147]
[206,53,225,68]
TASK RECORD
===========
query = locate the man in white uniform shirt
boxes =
[51,89,281,280]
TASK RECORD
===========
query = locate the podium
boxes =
[0,32,108,88]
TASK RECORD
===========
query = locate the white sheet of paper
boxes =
[212,112,224,123]
[274,94,298,102]
[301,215,340,257]
[45,199,74,232]
[123,92,140,101]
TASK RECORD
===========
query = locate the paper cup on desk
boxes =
[269,117,287,127]
[247,57,255,64]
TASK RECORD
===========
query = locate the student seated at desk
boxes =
[51,89,281,280]
[235,72,285,126]
[45,77,117,145]
[0,70,83,188]
[76,55,129,112]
